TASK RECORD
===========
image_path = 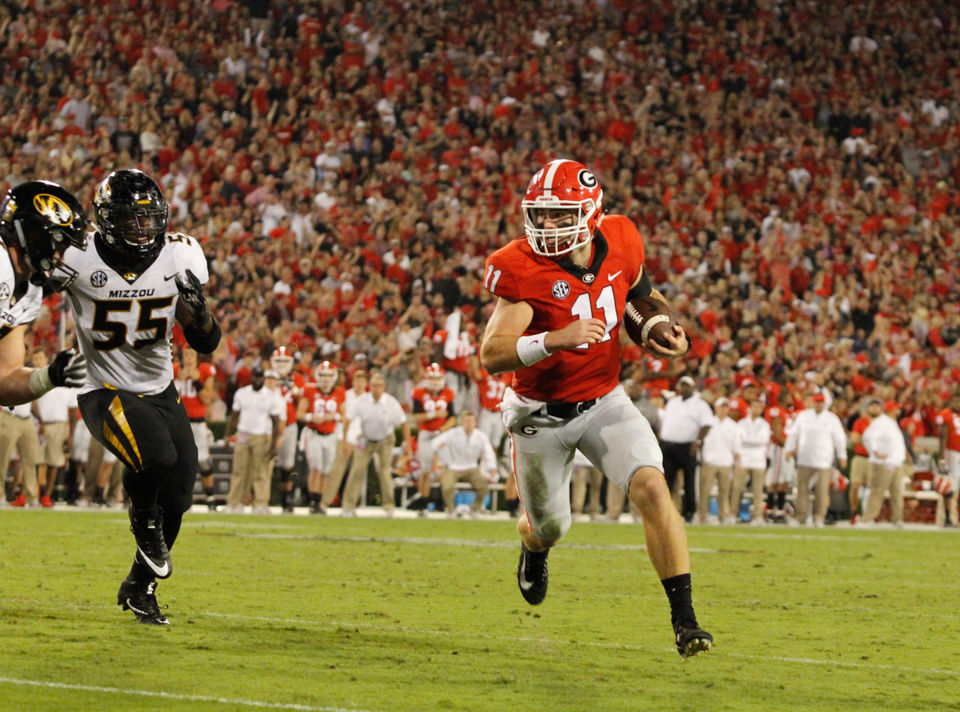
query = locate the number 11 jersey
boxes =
[483,214,646,403]
[64,232,209,395]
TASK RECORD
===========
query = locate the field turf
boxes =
[0,509,957,711]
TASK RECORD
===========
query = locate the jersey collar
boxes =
[555,231,608,284]
[94,232,158,284]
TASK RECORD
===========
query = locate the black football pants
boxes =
[661,441,698,521]
[78,381,198,551]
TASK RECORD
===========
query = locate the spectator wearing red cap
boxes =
[861,400,908,525]
[785,394,848,526]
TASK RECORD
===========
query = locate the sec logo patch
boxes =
[91,271,108,287]
[552,280,570,300]
[0,283,9,301]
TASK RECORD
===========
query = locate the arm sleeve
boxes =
[184,236,210,283]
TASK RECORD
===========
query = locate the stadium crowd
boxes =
[2,0,960,522]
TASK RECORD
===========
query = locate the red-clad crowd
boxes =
[2,0,959,455]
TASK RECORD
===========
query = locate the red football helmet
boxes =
[521,159,603,257]
[314,360,338,392]
[270,347,294,378]
[424,362,445,391]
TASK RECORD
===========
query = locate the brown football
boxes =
[623,295,677,351]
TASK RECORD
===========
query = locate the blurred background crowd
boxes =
[2,0,959,521]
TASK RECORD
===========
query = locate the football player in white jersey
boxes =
[62,169,221,625]
[0,181,88,406]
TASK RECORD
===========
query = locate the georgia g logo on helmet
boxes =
[521,159,603,258]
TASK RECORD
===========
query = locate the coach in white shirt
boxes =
[225,366,283,513]
[732,399,771,525]
[785,394,847,525]
[660,376,714,522]
[342,371,412,516]
[697,399,740,523]
[431,410,498,517]
[861,400,907,524]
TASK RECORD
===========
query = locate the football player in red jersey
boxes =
[411,362,457,509]
[269,347,307,512]
[480,159,711,658]
[174,349,218,509]
[764,391,796,523]
[935,394,960,526]
[303,361,347,514]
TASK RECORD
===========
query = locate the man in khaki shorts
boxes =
[31,348,77,507]
[1,402,41,506]
[848,400,876,523]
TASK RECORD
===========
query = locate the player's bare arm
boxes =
[0,325,34,405]
[479,296,605,374]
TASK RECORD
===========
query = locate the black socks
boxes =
[662,573,696,625]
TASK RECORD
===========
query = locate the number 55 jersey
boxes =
[483,214,646,403]
[64,233,209,395]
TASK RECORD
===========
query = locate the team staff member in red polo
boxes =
[847,400,876,523]
[174,349,218,509]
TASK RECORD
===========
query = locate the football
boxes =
[623,295,678,351]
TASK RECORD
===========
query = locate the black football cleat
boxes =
[674,619,713,659]
[117,578,169,625]
[517,544,549,605]
[129,507,172,579]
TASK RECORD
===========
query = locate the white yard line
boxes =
[0,676,381,712]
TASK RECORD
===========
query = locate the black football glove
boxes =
[48,348,87,388]
[174,269,212,329]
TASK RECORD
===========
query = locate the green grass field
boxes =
[0,509,958,712]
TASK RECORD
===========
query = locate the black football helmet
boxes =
[92,169,168,261]
[0,180,87,291]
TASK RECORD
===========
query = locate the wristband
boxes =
[28,366,54,397]
[516,332,550,367]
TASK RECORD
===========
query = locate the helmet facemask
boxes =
[521,201,598,257]
[98,202,168,256]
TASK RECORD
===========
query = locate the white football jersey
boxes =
[63,232,208,395]
[0,242,43,337]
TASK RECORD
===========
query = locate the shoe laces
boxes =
[523,547,547,581]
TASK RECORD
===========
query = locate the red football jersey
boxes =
[476,368,512,412]
[851,416,871,457]
[412,386,456,432]
[483,215,645,402]
[306,385,346,434]
[174,362,216,421]
[935,408,960,452]
[279,373,307,426]
[765,406,794,446]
